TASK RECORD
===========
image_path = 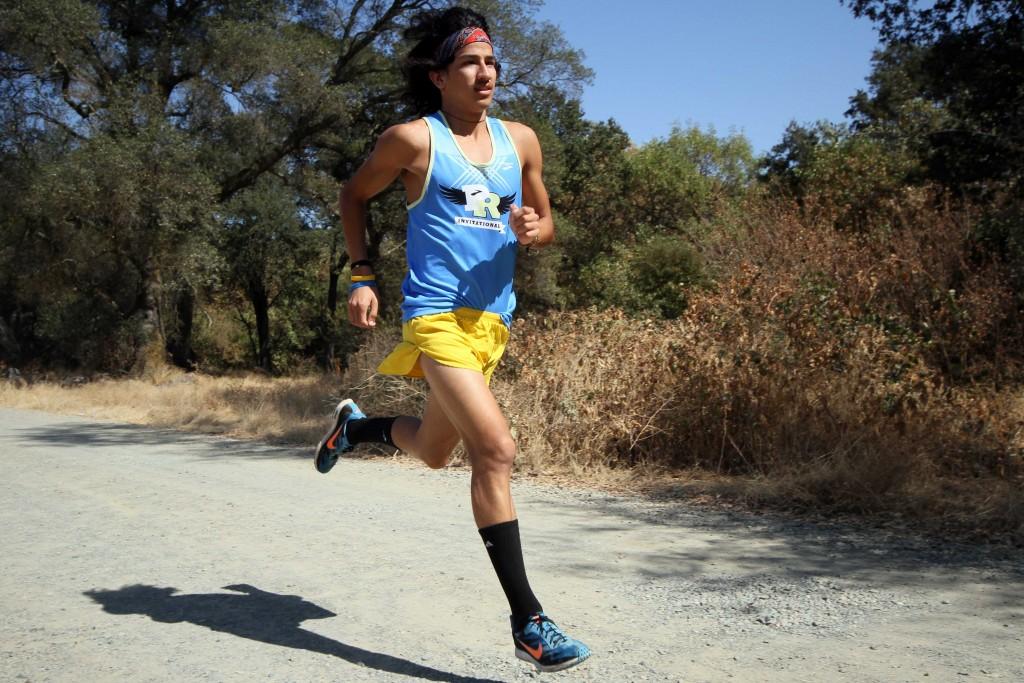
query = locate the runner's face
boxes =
[435,42,497,110]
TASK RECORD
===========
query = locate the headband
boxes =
[435,26,492,65]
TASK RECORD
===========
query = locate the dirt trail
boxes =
[1,407,1021,682]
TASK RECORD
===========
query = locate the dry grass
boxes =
[0,367,344,446]
[3,192,1022,541]
[2,318,1021,540]
[492,308,1023,540]
[488,194,1024,540]
[0,329,427,457]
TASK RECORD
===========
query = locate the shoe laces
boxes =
[536,615,568,648]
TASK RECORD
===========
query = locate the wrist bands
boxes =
[350,274,377,282]
[350,258,373,270]
[349,281,377,292]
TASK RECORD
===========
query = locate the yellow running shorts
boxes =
[377,308,510,384]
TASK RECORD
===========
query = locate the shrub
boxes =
[580,234,704,318]
[497,192,1023,534]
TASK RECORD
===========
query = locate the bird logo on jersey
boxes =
[440,184,516,219]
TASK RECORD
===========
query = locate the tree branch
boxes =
[52,53,95,120]
[25,110,87,140]
[330,0,426,85]
[217,1,425,202]
[218,112,343,202]
[84,36,116,91]
[341,0,369,44]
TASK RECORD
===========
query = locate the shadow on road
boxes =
[7,418,301,461]
[13,410,1019,608]
[517,492,1024,626]
[84,583,501,683]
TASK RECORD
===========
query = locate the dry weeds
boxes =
[2,193,1022,540]
[0,368,342,446]
[490,195,1024,539]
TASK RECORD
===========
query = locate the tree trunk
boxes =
[327,255,343,315]
[132,260,164,374]
[320,251,346,372]
[247,280,273,373]
[167,287,196,369]
[0,315,21,364]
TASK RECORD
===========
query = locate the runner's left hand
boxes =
[510,204,541,246]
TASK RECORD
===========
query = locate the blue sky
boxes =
[533,0,882,154]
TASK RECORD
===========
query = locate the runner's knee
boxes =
[469,434,516,472]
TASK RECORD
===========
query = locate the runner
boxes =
[314,6,591,674]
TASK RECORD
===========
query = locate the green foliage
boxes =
[559,125,750,315]
[5,0,1016,378]
[759,121,829,197]
[514,238,568,313]
[2,115,217,368]
[535,96,635,266]
[218,176,324,371]
[627,125,754,234]
[0,0,591,372]
[839,0,1024,303]
[498,87,635,311]
[844,0,1024,194]
[581,234,704,319]
[763,118,930,231]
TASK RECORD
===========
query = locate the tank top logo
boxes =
[440,184,515,232]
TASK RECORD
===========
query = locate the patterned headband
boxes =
[435,26,493,65]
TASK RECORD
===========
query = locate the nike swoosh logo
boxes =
[517,638,543,661]
[325,426,342,450]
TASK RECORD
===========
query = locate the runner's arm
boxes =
[339,124,421,327]
[339,124,420,268]
[507,122,554,247]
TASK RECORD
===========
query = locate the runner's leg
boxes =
[323,354,589,669]
[415,356,592,669]
[418,355,517,527]
[316,392,459,472]
[418,355,545,621]
[390,394,461,469]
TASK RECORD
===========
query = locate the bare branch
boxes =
[330,0,427,85]
[341,0,369,44]
[84,36,115,91]
[25,110,88,140]
[52,53,95,120]
[218,112,343,202]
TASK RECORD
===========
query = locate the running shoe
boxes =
[314,399,366,474]
[512,612,591,672]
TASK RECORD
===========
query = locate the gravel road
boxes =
[1,407,1021,682]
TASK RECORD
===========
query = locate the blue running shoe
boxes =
[512,613,591,673]
[314,399,366,474]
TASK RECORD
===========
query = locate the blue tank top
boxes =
[402,111,522,327]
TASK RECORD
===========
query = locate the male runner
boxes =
[314,6,591,674]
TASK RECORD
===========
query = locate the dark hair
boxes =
[401,6,500,116]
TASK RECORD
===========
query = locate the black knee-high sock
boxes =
[346,417,397,447]
[479,519,543,628]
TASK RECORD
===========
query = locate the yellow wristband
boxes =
[350,274,377,282]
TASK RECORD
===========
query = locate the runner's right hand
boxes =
[348,285,379,328]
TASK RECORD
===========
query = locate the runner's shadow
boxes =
[84,583,501,683]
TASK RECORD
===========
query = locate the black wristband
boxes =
[350,259,373,269]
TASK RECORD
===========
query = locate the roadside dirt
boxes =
[1,407,1021,682]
